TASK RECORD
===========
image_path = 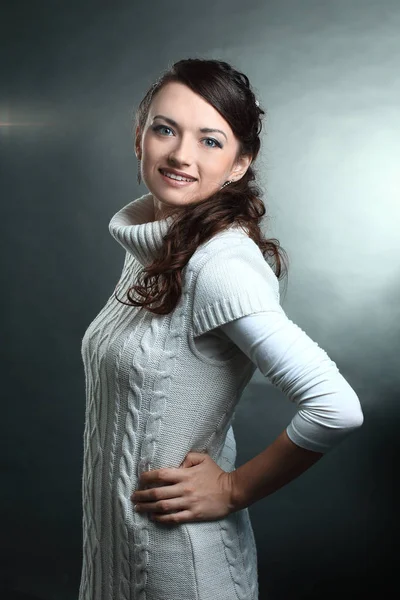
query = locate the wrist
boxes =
[228,468,248,513]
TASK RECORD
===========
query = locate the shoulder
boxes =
[189,229,280,336]
[189,229,279,297]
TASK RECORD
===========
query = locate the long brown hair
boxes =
[115,58,289,314]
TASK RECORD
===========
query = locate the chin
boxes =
[154,187,197,204]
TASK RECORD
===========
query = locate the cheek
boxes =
[201,157,229,178]
[142,130,163,154]
[142,137,157,157]
[141,141,162,172]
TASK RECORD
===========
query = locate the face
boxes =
[135,81,252,220]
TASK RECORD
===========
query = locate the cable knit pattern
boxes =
[78,192,283,599]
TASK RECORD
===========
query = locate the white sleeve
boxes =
[219,309,364,453]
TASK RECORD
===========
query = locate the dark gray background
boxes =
[2,0,398,598]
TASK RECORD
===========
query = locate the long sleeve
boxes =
[218,309,364,453]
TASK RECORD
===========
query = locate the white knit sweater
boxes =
[78,192,363,600]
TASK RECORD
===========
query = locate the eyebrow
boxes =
[152,114,228,141]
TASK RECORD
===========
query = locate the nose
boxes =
[167,134,194,167]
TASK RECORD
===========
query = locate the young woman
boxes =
[79,58,364,600]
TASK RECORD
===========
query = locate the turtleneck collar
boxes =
[108,192,174,266]
[109,191,249,267]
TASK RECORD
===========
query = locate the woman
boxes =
[79,58,364,600]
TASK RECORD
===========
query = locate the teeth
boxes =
[162,170,194,182]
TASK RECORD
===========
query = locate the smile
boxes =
[159,169,197,186]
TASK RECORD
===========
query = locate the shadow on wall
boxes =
[258,570,393,600]
[0,591,45,600]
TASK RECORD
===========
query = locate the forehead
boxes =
[149,81,233,135]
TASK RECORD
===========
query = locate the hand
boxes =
[130,451,236,524]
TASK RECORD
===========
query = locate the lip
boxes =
[159,169,197,187]
[159,168,197,181]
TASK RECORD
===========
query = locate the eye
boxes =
[152,125,173,136]
[203,138,221,149]
[152,124,222,149]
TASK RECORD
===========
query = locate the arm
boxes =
[219,309,364,511]
[230,429,323,511]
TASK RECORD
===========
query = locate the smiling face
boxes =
[135,81,252,220]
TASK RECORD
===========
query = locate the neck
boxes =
[153,196,184,222]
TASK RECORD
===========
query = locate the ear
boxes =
[135,125,142,160]
[229,154,253,182]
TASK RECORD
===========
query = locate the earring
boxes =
[137,158,142,185]
[221,179,233,189]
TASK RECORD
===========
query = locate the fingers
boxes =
[151,509,193,524]
[131,483,180,503]
[135,496,187,515]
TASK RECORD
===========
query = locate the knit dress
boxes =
[78,192,363,600]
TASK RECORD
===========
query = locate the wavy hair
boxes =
[115,58,289,314]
